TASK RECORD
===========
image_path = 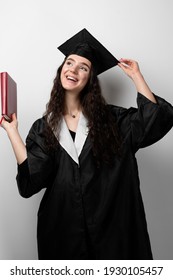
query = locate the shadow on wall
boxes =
[137,140,173,260]
[100,70,136,107]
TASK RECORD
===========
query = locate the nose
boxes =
[70,64,78,74]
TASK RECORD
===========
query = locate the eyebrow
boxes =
[66,57,91,70]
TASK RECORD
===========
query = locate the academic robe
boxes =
[16,93,173,260]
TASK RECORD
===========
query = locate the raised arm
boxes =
[0,114,27,164]
[118,58,157,104]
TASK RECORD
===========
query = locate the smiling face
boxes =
[60,54,91,95]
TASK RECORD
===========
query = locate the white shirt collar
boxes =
[58,112,89,165]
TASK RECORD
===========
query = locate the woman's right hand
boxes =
[0,113,18,134]
[0,113,27,164]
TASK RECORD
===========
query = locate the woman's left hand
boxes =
[118,58,157,103]
[118,58,141,80]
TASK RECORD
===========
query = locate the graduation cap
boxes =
[58,28,119,75]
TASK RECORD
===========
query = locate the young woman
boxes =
[1,29,173,260]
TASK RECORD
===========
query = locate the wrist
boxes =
[131,71,144,82]
[7,126,19,139]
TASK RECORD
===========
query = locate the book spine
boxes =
[0,75,1,112]
[1,72,8,115]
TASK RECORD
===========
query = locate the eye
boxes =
[66,61,73,66]
[80,66,88,72]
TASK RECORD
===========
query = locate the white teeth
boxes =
[67,76,77,82]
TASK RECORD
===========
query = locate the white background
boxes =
[0,0,173,260]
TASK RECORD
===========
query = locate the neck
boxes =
[64,92,81,117]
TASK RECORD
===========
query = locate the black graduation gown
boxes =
[16,93,173,260]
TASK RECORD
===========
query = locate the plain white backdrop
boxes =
[0,0,173,260]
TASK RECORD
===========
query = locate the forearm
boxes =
[118,58,157,104]
[7,127,27,164]
[132,72,157,103]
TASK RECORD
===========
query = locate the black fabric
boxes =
[16,93,173,260]
[69,130,76,141]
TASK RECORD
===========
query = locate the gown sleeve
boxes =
[16,118,55,198]
[115,92,173,153]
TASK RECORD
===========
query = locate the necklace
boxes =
[69,111,80,118]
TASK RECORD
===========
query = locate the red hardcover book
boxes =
[0,72,17,122]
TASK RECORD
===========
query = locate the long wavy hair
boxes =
[44,58,122,166]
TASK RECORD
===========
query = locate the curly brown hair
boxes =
[44,58,122,166]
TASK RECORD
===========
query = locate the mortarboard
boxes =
[58,28,119,75]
